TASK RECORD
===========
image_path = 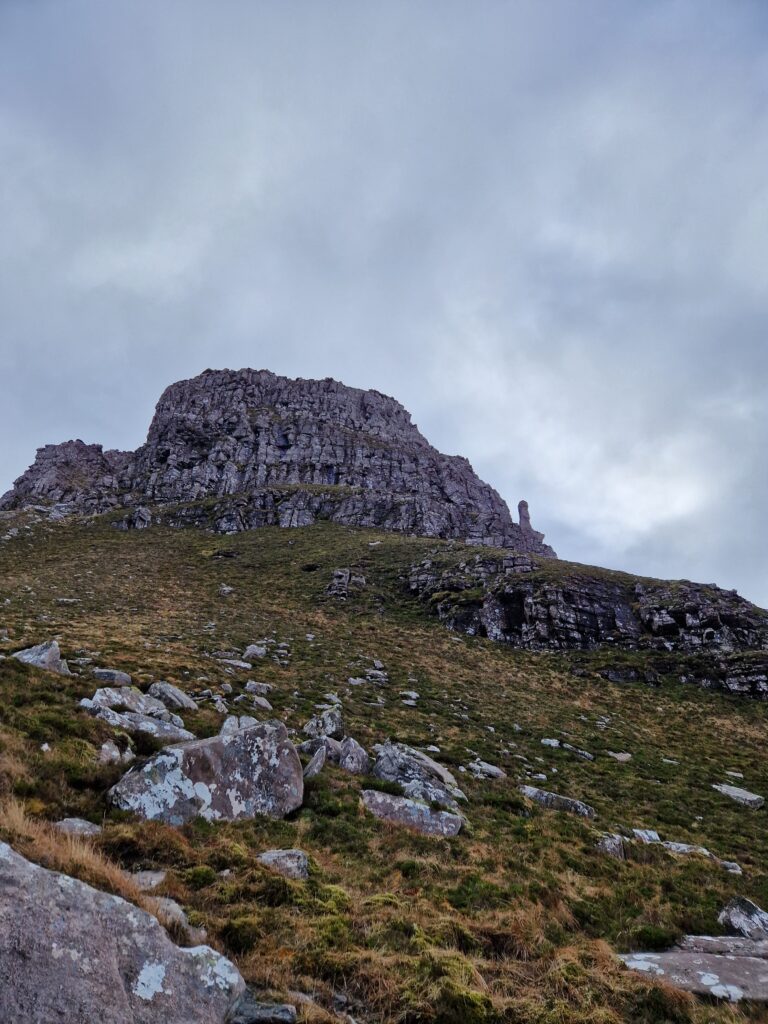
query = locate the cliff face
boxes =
[1,369,555,556]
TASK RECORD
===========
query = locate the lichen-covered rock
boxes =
[0,841,244,1023]
[620,944,768,1002]
[108,722,303,825]
[93,667,133,686]
[1,369,555,555]
[372,741,466,811]
[12,639,71,675]
[519,785,596,819]
[719,898,768,939]
[596,833,625,859]
[302,746,327,779]
[81,702,195,744]
[257,849,310,881]
[361,790,463,836]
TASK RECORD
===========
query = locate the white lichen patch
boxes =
[133,960,168,1001]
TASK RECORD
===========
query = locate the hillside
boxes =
[2,506,768,1022]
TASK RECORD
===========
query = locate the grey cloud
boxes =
[1,0,767,603]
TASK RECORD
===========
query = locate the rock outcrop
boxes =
[409,552,768,671]
[1,368,555,555]
[0,842,244,1023]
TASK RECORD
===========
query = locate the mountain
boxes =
[2,373,768,1023]
[1,368,555,556]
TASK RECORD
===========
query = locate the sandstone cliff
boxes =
[1,369,555,556]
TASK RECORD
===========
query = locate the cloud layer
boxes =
[2,1,767,602]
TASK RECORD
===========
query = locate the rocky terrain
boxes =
[0,368,554,556]
[2,373,768,1022]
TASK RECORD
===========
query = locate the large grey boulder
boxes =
[148,681,198,712]
[719,898,768,940]
[12,639,71,675]
[519,785,596,819]
[0,841,244,1023]
[372,742,466,811]
[361,790,463,837]
[303,746,327,779]
[86,686,180,721]
[109,722,303,825]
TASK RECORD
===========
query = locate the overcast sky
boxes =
[2,1,767,603]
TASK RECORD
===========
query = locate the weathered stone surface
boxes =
[53,817,102,837]
[361,790,463,837]
[712,783,765,809]
[719,898,768,939]
[1,369,555,555]
[303,705,344,740]
[108,722,303,825]
[0,841,244,1023]
[519,785,596,819]
[12,639,71,675]
[372,741,466,810]
[93,667,133,686]
[99,739,135,765]
[338,736,370,775]
[220,715,259,737]
[620,949,768,1002]
[86,685,180,721]
[678,934,768,958]
[326,568,367,600]
[303,746,327,779]
[257,849,310,880]
[148,681,198,711]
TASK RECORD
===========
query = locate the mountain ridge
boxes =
[1,368,555,556]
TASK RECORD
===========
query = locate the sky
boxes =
[1,1,767,604]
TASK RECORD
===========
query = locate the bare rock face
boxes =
[0,841,244,1024]
[372,741,466,811]
[108,722,303,825]
[1,369,555,556]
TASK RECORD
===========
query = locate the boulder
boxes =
[99,739,135,766]
[148,681,198,712]
[152,896,207,945]
[712,783,765,809]
[85,686,182,723]
[302,705,344,740]
[338,736,370,775]
[132,870,167,891]
[220,715,259,737]
[719,898,768,940]
[361,790,463,837]
[303,746,327,779]
[257,849,310,881]
[53,817,102,837]
[372,741,466,811]
[0,841,244,1023]
[108,722,303,825]
[12,640,71,675]
[518,785,596,819]
[243,644,267,660]
[93,668,133,686]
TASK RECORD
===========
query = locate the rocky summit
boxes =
[3,373,768,1024]
[0,368,554,555]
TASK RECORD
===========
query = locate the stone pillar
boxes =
[518,499,532,532]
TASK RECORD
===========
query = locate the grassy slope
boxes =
[1,514,767,1023]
